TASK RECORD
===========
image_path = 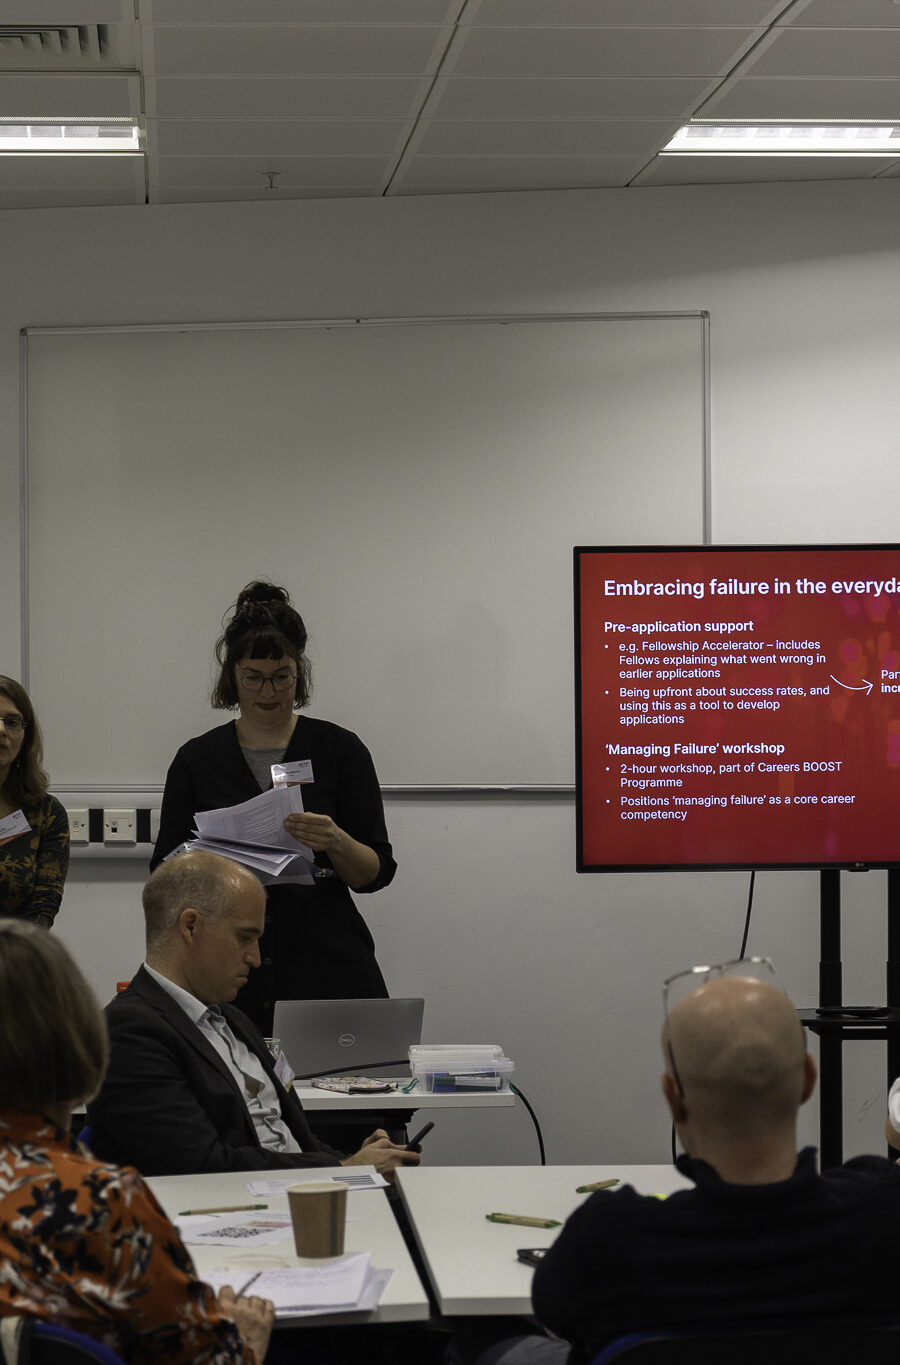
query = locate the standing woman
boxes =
[0,677,69,927]
[151,582,395,1035]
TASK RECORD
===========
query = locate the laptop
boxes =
[273,997,425,1080]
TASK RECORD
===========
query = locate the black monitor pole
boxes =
[798,869,900,1169]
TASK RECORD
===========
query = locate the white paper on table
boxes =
[196,784,311,855]
[177,1213,292,1248]
[247,1172,388,1195]
[202,1253,382,1313]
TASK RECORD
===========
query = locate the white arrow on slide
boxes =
[829,675,874,695]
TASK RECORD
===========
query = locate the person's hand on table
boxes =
[341,1128,421,1182]
[217,1284,275,1363]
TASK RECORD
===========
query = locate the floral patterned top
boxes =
[0,1113,257,1364]
[0,794,69,926]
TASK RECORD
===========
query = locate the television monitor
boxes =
[575,544,900,872]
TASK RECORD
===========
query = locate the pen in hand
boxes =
[234,1272,262,1301]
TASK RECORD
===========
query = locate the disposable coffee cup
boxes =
[287,1181,349,1258]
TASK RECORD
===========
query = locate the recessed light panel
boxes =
[0,117,141,155]
[662,122,900,157]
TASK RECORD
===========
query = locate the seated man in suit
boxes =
[450,963,900,1365]
[87,850,420,1178]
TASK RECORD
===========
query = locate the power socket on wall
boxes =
[68,808,89,844]
[103,809,136,844]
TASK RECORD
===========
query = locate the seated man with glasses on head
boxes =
[449,958,900,1365]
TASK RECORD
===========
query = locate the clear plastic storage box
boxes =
[408,1044,515,1093]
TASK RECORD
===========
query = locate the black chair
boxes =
[591,1323,900,1364]
[0,1319,126,1365]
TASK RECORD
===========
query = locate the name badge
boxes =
[0,808,30,847]
[273,1048,295,1091]
[271,759,314,787]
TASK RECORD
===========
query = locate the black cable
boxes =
[294,1059,410,1081]
[510,1082,546,1166]
[738,870,756,960]
[293,1061,540,1163]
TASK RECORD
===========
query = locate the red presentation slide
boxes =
[576,545,900,870]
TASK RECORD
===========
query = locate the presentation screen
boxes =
[575,544,900,872]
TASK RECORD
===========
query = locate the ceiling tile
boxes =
[149,24,444,78]
[154,184,367,203]
[444,25,759,78]
[156,153,386,188]
[780,0,900,27]
[0,153,142,187]
[637,152,893,184]
[415,118,678,157]
[0,1,129,21]
[0,184,140,206]
[395,153,646,193]
[474,0,786,23]
[155,118,410,157]
[146,0,456,21]
[746,27,900,78]
[150,75,428,119]
[0,73,137,118]
[430,76,717,119]
[702,76,900,119]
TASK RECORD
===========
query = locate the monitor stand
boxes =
[796,869,900,1168]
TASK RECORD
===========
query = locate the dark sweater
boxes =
[151,716,394,1028]
[532,1148,900,1363]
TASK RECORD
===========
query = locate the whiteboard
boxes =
[22,315,707,788]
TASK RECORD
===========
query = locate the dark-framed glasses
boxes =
[663,955,776,1018]
[0,716,26,733]
[237,669,297,693]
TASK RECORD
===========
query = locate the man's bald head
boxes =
[662,975,811,1135]
[143,850,260,953]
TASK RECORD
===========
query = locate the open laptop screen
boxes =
[273,997,425,1079]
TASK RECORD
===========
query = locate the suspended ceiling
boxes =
[1,0,899,210]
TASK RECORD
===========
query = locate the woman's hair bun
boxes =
[235,580,290,614]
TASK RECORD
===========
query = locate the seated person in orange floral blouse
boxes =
[0,917,273,1365]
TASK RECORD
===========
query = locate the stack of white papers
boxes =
[203,1254,388,1315]
[177,786,317,882]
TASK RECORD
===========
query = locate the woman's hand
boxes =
[284,810,341,853]
[283,812,380,889]
[217,1285,275,1363]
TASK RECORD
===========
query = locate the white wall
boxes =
[2,180,899,1166]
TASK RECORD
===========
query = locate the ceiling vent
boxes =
[0,25,135,71]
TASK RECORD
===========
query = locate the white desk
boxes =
[147,1165,430,1327]
[395,1164,691,1316]
[293,1080,516,1111]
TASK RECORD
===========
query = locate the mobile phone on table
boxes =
[517,1248,548,1268]
[405,1120,435,1150]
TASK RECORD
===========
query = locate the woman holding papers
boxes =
[0,676,68,927]
[152,581,395,1034]
[0,918,274,1365]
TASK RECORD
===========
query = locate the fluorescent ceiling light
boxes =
[662,121,900,157]
[0,118,141,155]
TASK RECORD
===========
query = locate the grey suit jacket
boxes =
[86,966,344,1175]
